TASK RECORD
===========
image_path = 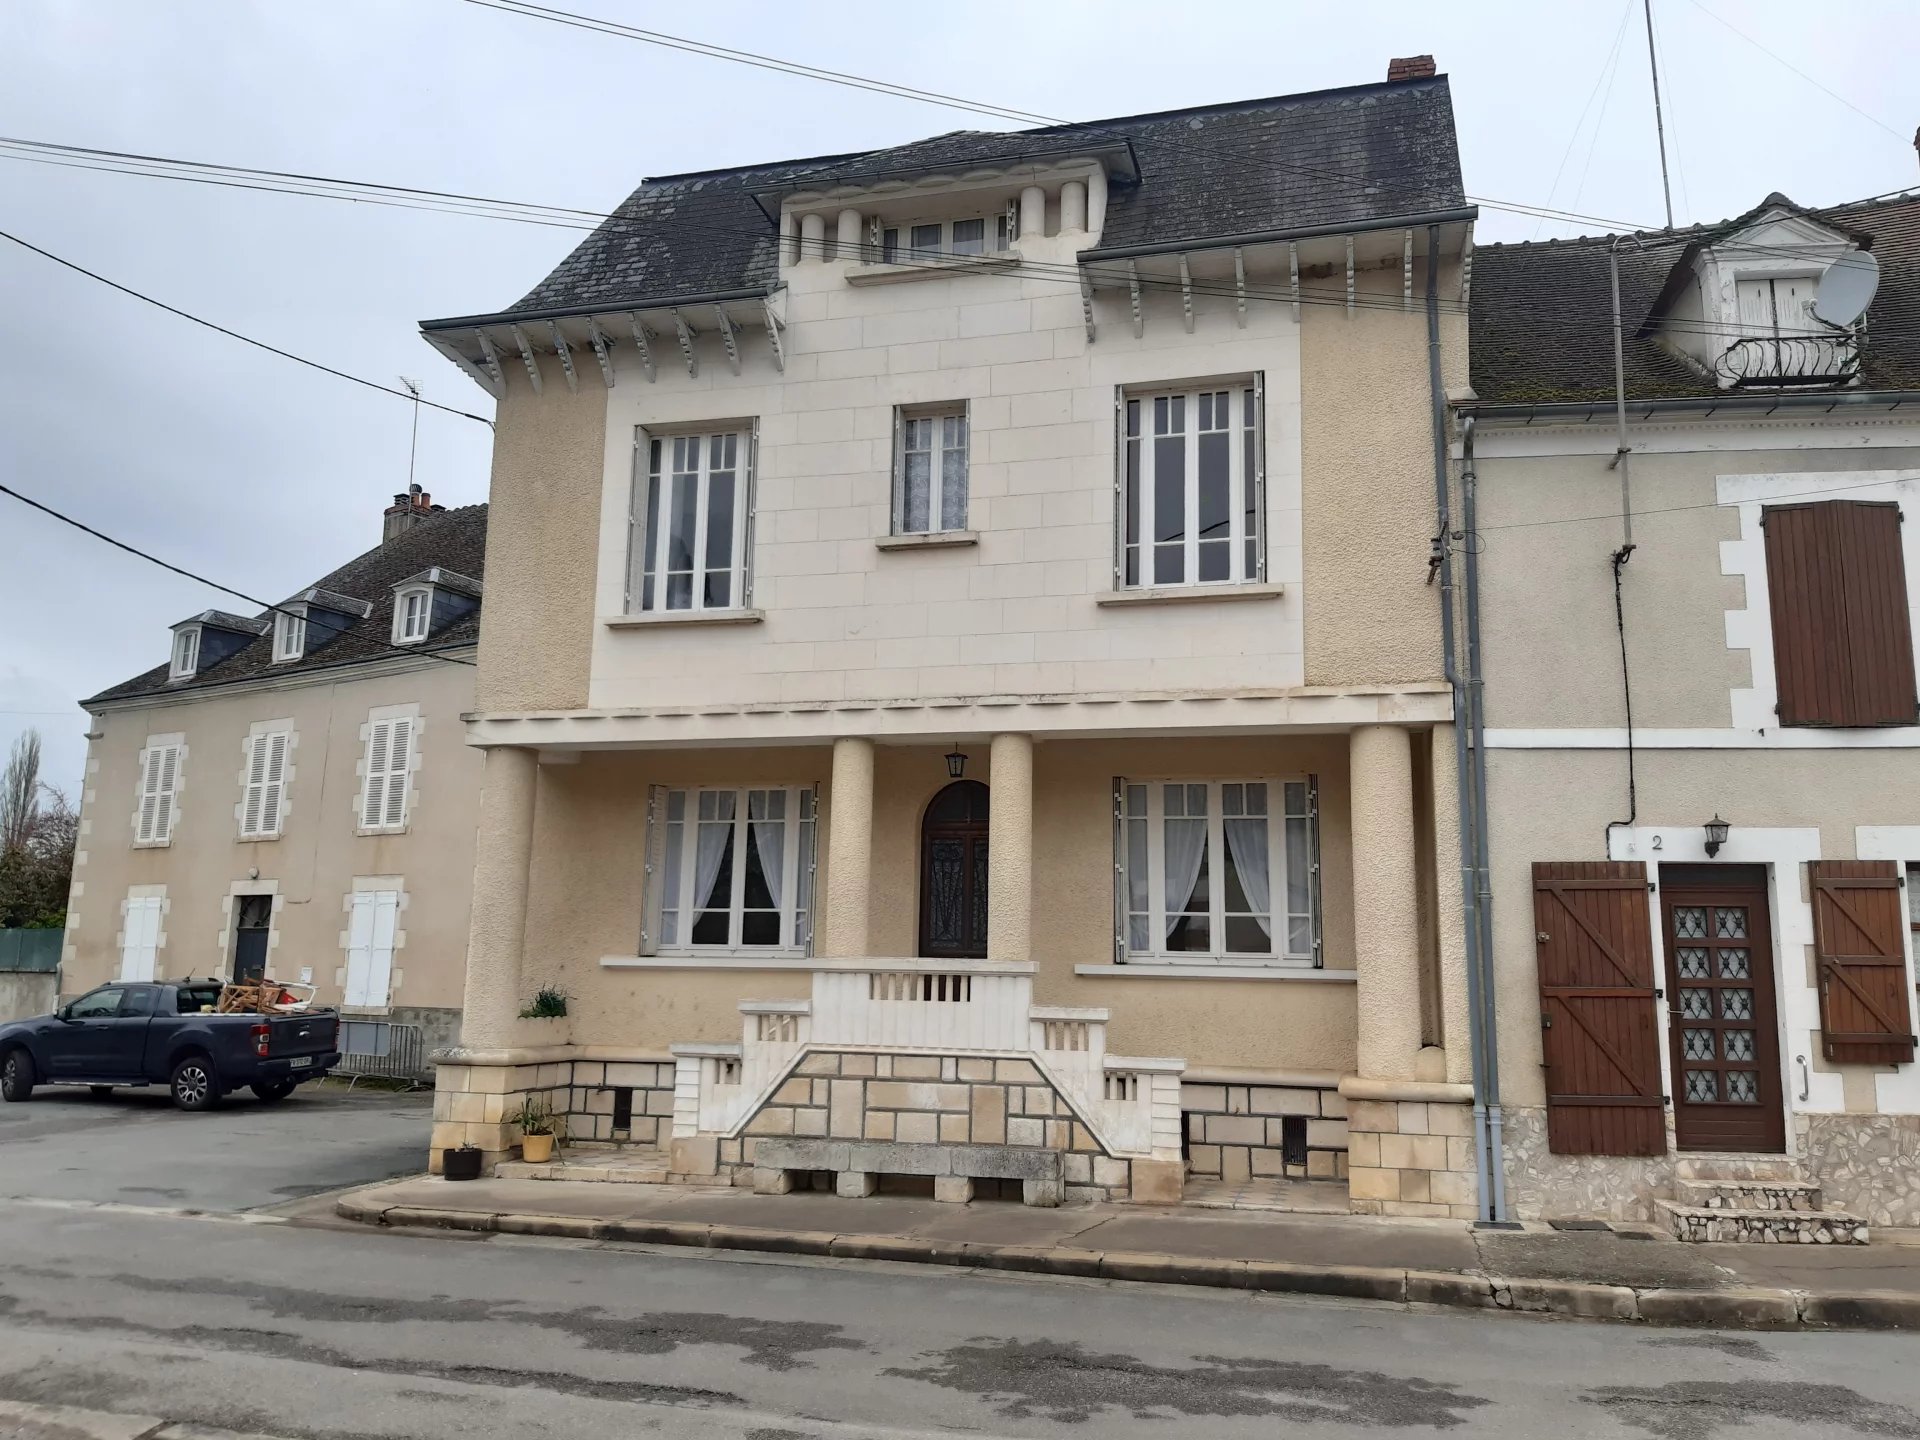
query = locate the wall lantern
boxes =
[1704,815,1731,858]
[945,744,967,779]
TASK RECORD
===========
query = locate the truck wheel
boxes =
[170,1056,218,1111]
[1,1050,33,1103]
[250,1081,296,1103]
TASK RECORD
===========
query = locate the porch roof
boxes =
[464,683,1453,750]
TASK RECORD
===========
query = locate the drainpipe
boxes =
[1424,224,1494,1222]
[1459,416,1507,1221]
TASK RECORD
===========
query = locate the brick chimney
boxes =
[1387,55,1437,82]
[382,483,444,543]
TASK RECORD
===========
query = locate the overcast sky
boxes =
[3,0,1916,797]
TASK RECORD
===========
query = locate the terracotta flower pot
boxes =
[521,1132,556,1163]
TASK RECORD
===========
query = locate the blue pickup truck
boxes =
[0,979,340,1110]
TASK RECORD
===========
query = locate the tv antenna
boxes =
[1642,0,1674,229]
[399,376,423,488]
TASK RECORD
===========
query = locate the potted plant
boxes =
[443,1142,484,1182]
[516,1093,558,1163]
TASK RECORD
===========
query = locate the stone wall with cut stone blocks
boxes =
[1342,1096,1476,1219]
[1181,1079,1349,1182]
[430,1056,677,1171]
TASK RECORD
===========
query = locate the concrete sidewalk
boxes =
[337,1172,1920,1330]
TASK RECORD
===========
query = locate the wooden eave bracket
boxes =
[1460,232,1474,306]
[1178,255,1194,333]
[763,297,785,373]
[1402,228,1414,311]
[1233,248,1248,329]
[473,329,507,392]
[426,332,502,399]
[508,323,542,394]
[1079,269,1096,343]
[1288,242,1300,323]
[1345,235,1355,316]
[1128,259,1143,338]
[585,317,616,389]
[671,308,699,378]
[547,320,578,393]
[714,304,741,375]
[626,312,657,383]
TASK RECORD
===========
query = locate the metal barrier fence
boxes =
[334,1020,429,1088]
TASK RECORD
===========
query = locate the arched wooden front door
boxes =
[919,780,989,959]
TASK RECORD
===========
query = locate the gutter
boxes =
[1460,388,1920,425]
[420,287,778,335]
[1079,206,1478,264]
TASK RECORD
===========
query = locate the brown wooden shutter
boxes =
[1533,862,1666,1156]
[1765,500,1917,727]
[1811,860,1916,1064]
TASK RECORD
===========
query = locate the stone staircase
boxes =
[1653,1157,1868,1245]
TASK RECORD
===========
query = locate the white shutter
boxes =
[360,721,391,829]
[154,746,178,843]
[345,892,375,1006]
[120,897,160,982]
[1112,777,1128,964]
[799,783,819,956]
[241,736,268,838]
[367,891,398,1007]
[137,748,163,843]
[259,732,289,836]
[639,784,667,955]
[382,717,413,828]
[1736,278,1778,338]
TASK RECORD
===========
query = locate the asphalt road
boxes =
[5,1085,1920,1439]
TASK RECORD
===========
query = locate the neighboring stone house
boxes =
[64,490,488,1067]
[420,60,1483,1212]
[1464,189,1920,1233]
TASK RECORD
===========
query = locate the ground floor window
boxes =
[648,785,817,953]
[1116,778,1317,965]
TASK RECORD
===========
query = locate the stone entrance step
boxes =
[1654,1198,1869,1245]
[1673,1155,1803,1184]
[1674,1178,1825,1213]
[495,1149,673,1184]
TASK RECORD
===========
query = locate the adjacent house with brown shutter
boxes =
[1462,189,1920,1233]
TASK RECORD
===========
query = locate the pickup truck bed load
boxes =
[0,979,339,1110]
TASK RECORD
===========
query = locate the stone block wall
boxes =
[1182,1080,1348,1182]
[1344,1097,1476,1219]
[722,1050,1132,1202]
[430,1055,677,1171]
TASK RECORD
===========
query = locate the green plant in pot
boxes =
[516,1093,559,1163]
[518,985,569,1020]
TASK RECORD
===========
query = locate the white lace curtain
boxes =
[1163,816,1207,941]
[1225,815,1271,938]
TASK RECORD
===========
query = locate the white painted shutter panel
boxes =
[241,736,268,838]
[152,746,179,843]
[345,892,375,1006]
[1112,777,1128,964]
[382,718,413,829]
[639,784,667,955]
[799,783,819,956]
[120,897,160,982]
[365,891,399,1007]
[360,722,390,829]
[259,732,289,836]
[137,749,163,843]
[1736,278,1777,338]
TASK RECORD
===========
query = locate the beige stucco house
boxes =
[62,491,488,1068]
[421,60,1486,1212]
[1464,189,1920,1234]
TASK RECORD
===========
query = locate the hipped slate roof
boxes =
[1468,190,1920,406]
[87,504,488,706]
[461,75,1465,323]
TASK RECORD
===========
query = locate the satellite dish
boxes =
[1813,250,1880,326]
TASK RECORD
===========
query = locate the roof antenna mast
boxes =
[400,376,423,490]
[1642,0,1675,230]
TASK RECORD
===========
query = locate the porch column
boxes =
[988,732,1033,963]
[458,744,538,1049]
[822,736,875,958]
[1350,724,1423,1081]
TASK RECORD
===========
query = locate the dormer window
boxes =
[880,213,1011,264]
[394,587,431,644]
[273,608,305,663]
[170,627,200,680]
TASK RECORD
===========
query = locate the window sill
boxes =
[236,834,283,844]
[1074,963,1356,982]
[604,609,765,630]
[876,530,978,552]
[845,251,1022,287]
[603,952,813,970]
[1096,582,1286,608]
[354,826,410,839]
[131,839,173,850]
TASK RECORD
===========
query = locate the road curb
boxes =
[332,1193,1909,1330]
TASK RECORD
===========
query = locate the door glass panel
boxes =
[1725,1070,1760,1103]
[1684,1070,1719,1103]
[1682,1028,1715,1060]
[1679,988,1713,1020]
[1721,988,1754,1021]
[970,842,988,949]
[927,838,965,947]
[1724,1029,1756,1062]
[1718,948,1751,979]
[1673,906,1708,938]
[1715,907,1748,939]
[1676,947,1710,979]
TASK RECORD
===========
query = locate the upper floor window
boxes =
[642,784,816,954]
[393,587,431,644]
[880,213,1011,263]
[1116,778,1318,966]
[273,609,305,662]
[358,712,415,832]
[894,406,969,534]
[135,740,182,846]
[1764,499,1917,726]
[630,428,754,614]
[239,729,291,840]
[170,627,200,680]
[1121,381,1264,589]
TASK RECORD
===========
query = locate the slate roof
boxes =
[1468,189,1920,406]
[87,504,488,707]
[448,75,1465,324]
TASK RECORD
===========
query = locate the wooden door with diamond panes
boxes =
[1662,867,1786,1153]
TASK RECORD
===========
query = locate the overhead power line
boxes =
[0,481,478,669]
[1682,0,1905,142]
[0,227,494,426]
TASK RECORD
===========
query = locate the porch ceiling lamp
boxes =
[1704,814,1731,858]
[945,744,967,779]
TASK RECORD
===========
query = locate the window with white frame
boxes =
[344,888,400,1008]
[630,428,754,614]
[135,742,182,845]
[358,714,414,832]
[239,729,291,840]
[393,588,430,644]
[645,785,817,952]
[273,609,304,662]
[1121,381,1264,589]
[119,893,163,982]
[1115,778,1317,964]
[170,627,200,679]
[894,406,969,534]
[880,213,1011,263]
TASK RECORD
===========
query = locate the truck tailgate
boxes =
[267,1011,337,1058]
